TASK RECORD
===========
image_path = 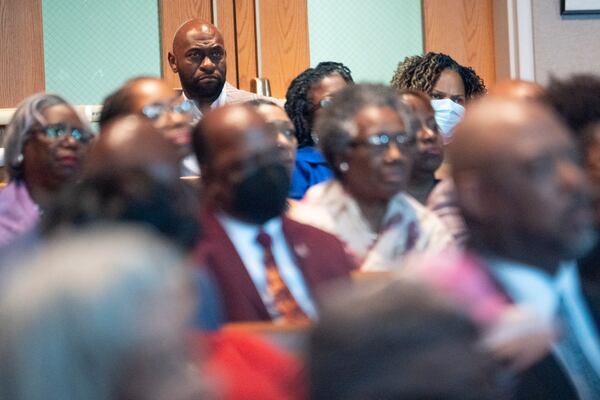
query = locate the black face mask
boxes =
[231,162,290,224]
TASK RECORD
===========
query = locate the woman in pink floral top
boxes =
[289,84,453,271]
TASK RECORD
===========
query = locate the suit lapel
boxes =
[475,254,579,399]
[199,208,270,320]
[281,217,316,290]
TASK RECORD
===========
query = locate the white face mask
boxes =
[431,98,465,143]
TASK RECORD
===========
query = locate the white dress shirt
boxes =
[179,88,227,177]
[487,257,600,399]
[184,86,227,124]
[181,155,200,176]
[217,213,317,321]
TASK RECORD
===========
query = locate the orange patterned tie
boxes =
[256,230,310,323]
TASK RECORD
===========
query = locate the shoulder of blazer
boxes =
[281,216,353,276]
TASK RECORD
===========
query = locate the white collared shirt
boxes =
[217,213,317,321]
[487,257,600,399]
[181,155,200,176]
[184,86,227,124]
[179,88,227,177]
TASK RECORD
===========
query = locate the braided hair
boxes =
[390,52,486,99]
[285,61,353,148]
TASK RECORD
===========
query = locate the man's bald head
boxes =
[449,97,595,268]
[87,115,180,178]
[168,19,227,107]
[193,104,276,169]
[192,104,289,222]
[172,20,224,53]
[488,79,545,102]
[449,98,561,176]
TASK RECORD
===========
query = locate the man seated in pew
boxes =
[169,20,274,120]
[192,104,352,323]
[415,96,600,399]
[167,19,281,175]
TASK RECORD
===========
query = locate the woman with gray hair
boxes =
[289,84,453,271]
[0,226,206,400]
[0,93,94,247]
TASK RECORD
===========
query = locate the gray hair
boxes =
[3,93,93,181]
[0,225,203,400]
[316,84,420,179]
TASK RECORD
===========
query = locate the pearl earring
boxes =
[339,162,349,172]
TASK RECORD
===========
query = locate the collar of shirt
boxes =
[181,154,200,176]
[183,85,227,121]
[217,212,281,241]
[485,256,562,322]
[216,212,317,320]
[488,256,600,392]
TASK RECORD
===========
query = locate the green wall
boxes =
[41,0,423,103]
[307,0,423,84]
[42,0,162,105]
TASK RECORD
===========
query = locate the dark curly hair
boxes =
[285,61,353,148]
[544,74,600,136]
[390,52,486,99]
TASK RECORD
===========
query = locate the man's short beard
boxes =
[181,76,225,104]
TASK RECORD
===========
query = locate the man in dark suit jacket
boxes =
[449,96,600,399]
[191,104,352,322]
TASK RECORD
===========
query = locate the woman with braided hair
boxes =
[391,52,486,142]
[285,61,354,199]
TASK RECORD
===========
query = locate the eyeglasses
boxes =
[142,99,193,120]
[37,124,94,143]
[350,131,415,152]
[311,97,333,113]
[269,120,296,142]
[319,97,333,109]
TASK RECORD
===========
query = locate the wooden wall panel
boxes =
[159,0,213,90]
[423,0,496,88]
[215,0,238,87]
[235,0,258,92]
[0,0,45,108]
[258,0,310,98]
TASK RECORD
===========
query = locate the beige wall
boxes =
[424,0,497,87]
[532,0,600,84]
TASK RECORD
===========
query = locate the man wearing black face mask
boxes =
[192,104,352,323]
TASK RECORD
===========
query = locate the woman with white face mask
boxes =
[391,53,485,247]
[391,52,486,143]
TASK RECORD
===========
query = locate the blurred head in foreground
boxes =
[0,226,205,400]
[449,97,596,269]
[100,77,193,159]
[309,279,511,400]
[43,166,200,252]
